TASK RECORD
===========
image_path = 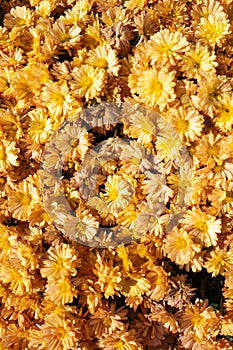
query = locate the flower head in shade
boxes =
[98,329,143,350]
[129,67,176,111]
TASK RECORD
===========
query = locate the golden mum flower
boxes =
[55,122,91,161]
[181,41,217,79]
[7,179,40,221]
[149,29,190,66]
[191,75,231,117]
[85,45,119,76]
[164,228,201,266]
[208,180,233,215]
[100,174,134,216]
[129,67,176,111]
[41,313,77,350]
[194,132,224,166]
[119,272,150,299]
[195,14,231,47]
[167,105,204,142]
[10,69,35,105]
[26,108,52,144]
[4,6,34,29]
[178,299,219,339]
[41,80,74,118]
[215,92,233,132]
[122,109,156,149]
[0,68,14,98]
[98,329,143,350]
[0,139,19,172]
[93,252,121,298]
[49,20,81,50]
[0,262,31,296]
[89,301,127,336]
[192,0,227,23]
[41,243,79,280]
[45,278,77,305]
[181,208,221,247]
[70,65,105,101]
[205,247,233,277]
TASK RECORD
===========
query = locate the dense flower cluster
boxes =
[0,0,233,349]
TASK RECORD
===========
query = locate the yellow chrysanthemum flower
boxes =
[100,174,134,216]
[85,45,119,76]
[70,65,105,101]
[129,67,176,111]
[181,41,218,79]
[180,208,221,247]
[149,29,190,66]
[41,244,79,280]
[0,139,19,171]
[26,108,52,144]
[41,80,74,118]
[205,247,233,277]
[215,92,233,132]
[164,228,201,266]
[7,179,40,221]
[195,14,231,47]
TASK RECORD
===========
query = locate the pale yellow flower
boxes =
[70,65,105,101]
[85,45,119,76]
[41,80,74,118]
[129,67,176,111]
[0,139,19,171]
[195,14,231,47]
[180,208,221,247]
[164,227,201,266]
[181,41,218,79]
[149,29,190,66]
[205,247,233,276]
